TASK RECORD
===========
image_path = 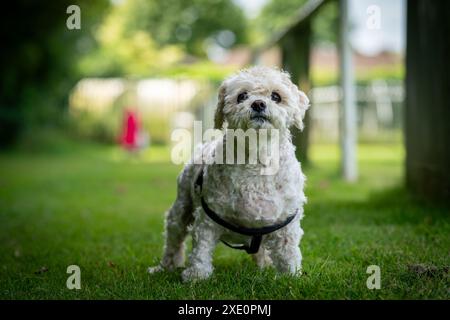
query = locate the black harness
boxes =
[195,169,297,254]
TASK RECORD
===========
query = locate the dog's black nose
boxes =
[251,100,266,112]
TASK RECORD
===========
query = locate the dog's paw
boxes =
[147,265,164,274]
[291,268,302,277]
[181,267,212,282]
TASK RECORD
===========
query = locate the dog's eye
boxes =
[271,92,281,103]
[237,92,248,103]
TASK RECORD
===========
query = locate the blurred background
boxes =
[0,0,405,152]
[0,0,448,299]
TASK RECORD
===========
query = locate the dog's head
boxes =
[214,66,309,133]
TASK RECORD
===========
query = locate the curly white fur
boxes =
[148,66,309,282]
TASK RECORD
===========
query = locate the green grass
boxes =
[0,142,448,299]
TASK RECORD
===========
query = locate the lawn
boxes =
[0,142,448,299]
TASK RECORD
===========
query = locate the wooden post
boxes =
[405,0,450,201]
[281,23,312,165]
[339,0,357,181]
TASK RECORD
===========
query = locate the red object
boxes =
[121,109,139,150]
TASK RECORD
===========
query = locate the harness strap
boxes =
[221,235,262,254]
[195,169,297,254]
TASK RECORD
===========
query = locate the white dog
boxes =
[148,66,309,282]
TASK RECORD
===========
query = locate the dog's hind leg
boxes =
[148,168,194,273]
[160,198,193,270]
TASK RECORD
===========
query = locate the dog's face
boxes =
[214,66,309,132]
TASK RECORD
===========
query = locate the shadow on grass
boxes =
[307,184,450,227]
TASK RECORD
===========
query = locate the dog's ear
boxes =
[293,88,310,131]
[214,82,227,129]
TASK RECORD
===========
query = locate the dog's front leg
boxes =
[266,221,303,276]
[182,214,221,282]
[252,246,272,268]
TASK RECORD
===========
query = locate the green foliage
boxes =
[68,109,121,145]
[0,0,247,146]
[80,0,248,77]
[14,126,78,154]
[312,1,338,44]
[257,0,308,35]
[122,0,247,55]
[0,143,448,299]
[78,2,184,77]
[0,0,110,147]
[162,61,237,82]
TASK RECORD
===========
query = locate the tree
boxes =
[120,0,247,56]
[80,0,248,77]
[0,0,110,146]
[255,0,337,45]
[254,0,338,164]
[405,0,450,202]
[79,3,183,77]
